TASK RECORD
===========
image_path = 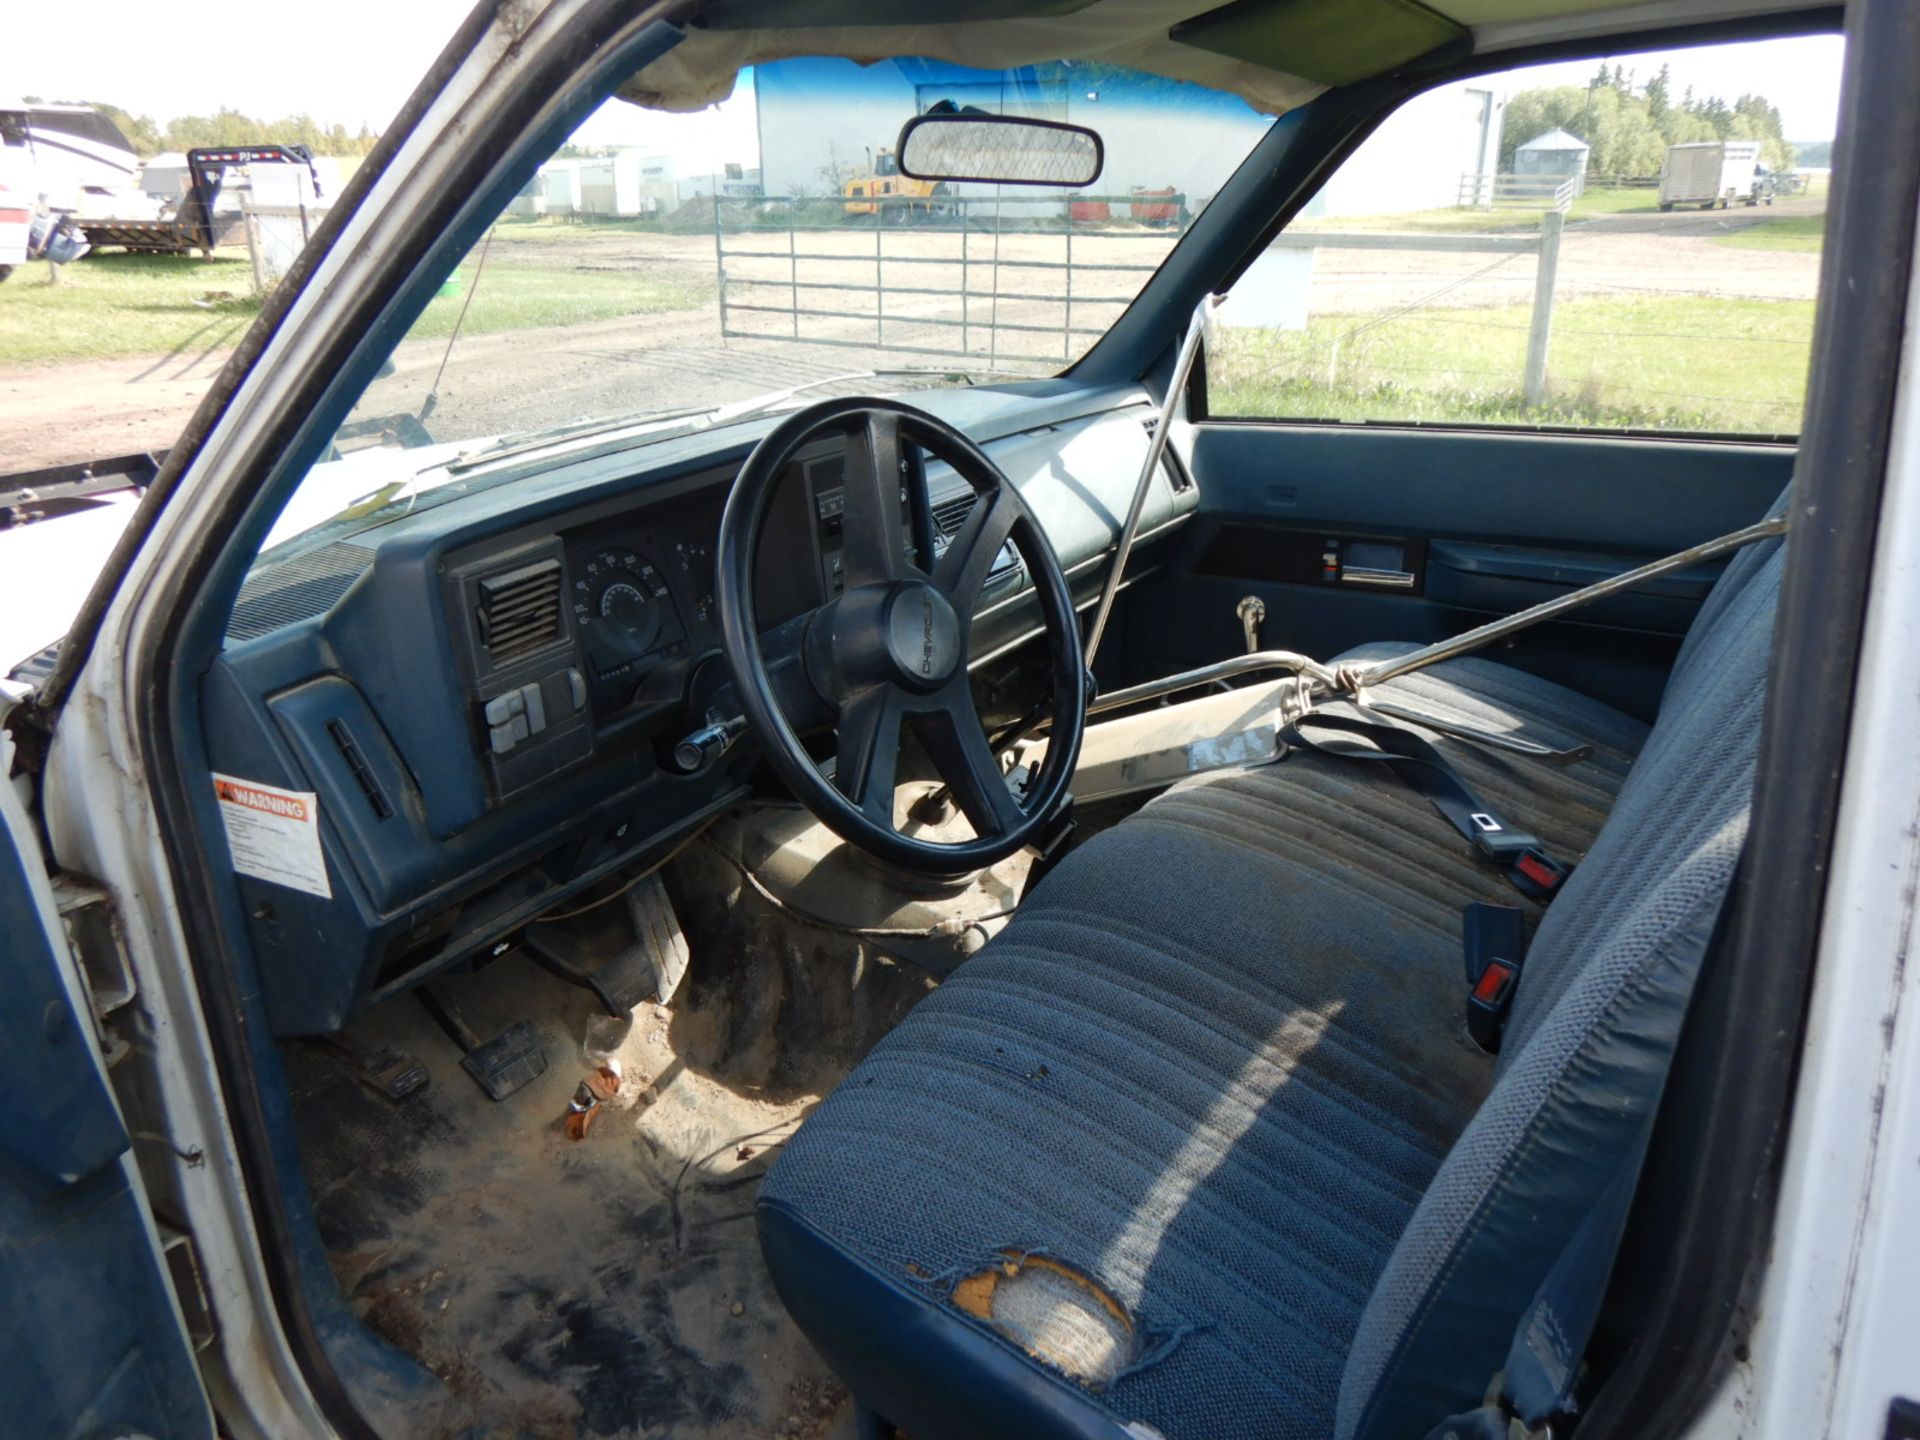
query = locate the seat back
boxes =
[1335,526,1785,1440]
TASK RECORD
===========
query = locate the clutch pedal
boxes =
[305,1034,430,1103]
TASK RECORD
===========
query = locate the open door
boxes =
[0,716,213,1439]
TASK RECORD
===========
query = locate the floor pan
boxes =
[285,953,853,1440]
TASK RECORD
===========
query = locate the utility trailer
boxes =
[1658,139,1769,210]
[0,450,164,530]
[78,144,321,256]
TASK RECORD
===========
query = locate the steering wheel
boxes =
[715,396,1087,873]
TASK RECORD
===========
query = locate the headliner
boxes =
[622,0,1824,114]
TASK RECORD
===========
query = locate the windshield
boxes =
[260,57,1272,559]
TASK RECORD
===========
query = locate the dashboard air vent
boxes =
[476,558,563,664]
[930,492,977,539]
[326,719,394,819]
[1143,413,1192,492]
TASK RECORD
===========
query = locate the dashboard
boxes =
[448,437,1019,805]
[203,384,1195,1036]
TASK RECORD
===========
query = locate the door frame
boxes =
[25,4,1910,1440]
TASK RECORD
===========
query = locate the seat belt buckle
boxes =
[1468,959,1519,1051]
[1463,903,1527,1052]
[1511,848,1570,900]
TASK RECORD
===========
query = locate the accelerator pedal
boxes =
[416,981,548,1101]
[524,873,690,1016]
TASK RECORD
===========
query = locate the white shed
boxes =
[538,161,581,214]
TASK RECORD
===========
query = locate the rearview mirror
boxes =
[896,110,1104,187]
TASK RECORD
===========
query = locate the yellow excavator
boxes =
[842,147,952,220]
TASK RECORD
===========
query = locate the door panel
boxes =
[1424,540,1719,633]
[1122,422,1792,719]
[1185,422,1790,550]
[0,764,213,1439]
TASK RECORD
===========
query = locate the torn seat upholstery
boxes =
[757,523,1782,1440]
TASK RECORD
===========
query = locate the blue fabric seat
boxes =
[758,527,1781,1440]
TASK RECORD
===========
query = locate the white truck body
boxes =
[1660,139,1763,209]
[0,180,28,274]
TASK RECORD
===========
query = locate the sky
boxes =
[6,4,1845,163]
[5,2,476,132]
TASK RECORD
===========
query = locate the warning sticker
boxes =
[212,773,332,899]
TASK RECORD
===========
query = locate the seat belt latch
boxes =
[1463,814,1570,900]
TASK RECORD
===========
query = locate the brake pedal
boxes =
[417,981,548,1101]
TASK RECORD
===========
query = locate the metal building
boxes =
[1513,127,1592,188]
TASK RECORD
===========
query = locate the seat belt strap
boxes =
[1503,1160,1643,1427]
[1418,853,1748,1440]
[1418,1149,1646,1440]
[1283,711,1573,901]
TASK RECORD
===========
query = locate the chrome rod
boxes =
[1088,650,1335,718]
[1084,293,1219,668]
[1347,516,1787,694]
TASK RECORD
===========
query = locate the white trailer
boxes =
[1659,139,1768,210]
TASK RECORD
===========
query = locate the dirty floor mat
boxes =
[284,956,852,1440]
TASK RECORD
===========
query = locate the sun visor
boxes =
[694,0,1099,29]
[1170,0,1466,86]
[618,0,1329,116]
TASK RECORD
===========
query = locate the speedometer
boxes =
[572,548,667,661]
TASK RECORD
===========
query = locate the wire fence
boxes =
[1212,213,1816,431]
[1456,172,1580,211]
[712,185,1816,431]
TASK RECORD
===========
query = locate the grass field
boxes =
[0,245,712,366]
[1295,185,1662,236]
[406,257,711,340]
[1210,293,1814,434]
[0,253,263,365]
[1711,213,1825,252]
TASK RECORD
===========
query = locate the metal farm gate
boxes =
[713,193,1189,370]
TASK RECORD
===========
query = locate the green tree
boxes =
[91,102,163,156]
[1644,64,1671,126]
[155,109,378,156]
[1503,76,1798,178]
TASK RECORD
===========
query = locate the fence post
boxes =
[1062,207,1074,364]
[961,212,970,355]
[1523,209,1563,407]
[244,212,268,294]
[712,190,728,347]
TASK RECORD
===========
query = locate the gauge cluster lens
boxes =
[572,548,678,678]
